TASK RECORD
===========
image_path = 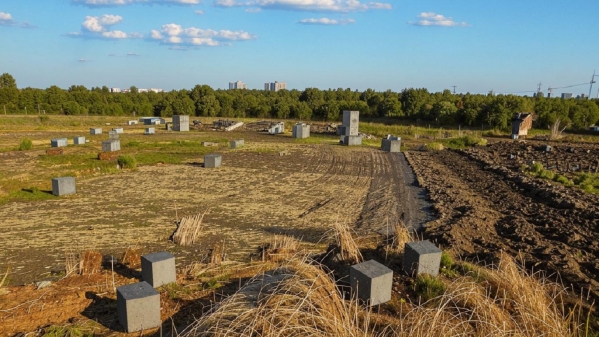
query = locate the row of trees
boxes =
[2,73,599,130]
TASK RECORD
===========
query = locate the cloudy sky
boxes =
[1,0,598,96]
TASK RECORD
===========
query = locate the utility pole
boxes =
[37,103,40,115]
[3,105,6,115]
[452,85,457,94]
[589,70,598,99]
[25,107,27,115]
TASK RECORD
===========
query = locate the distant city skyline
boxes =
[1,0,599,97]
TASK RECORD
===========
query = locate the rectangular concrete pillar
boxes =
[90,128,102,135]
[73,136,86,145]
[381,138,401,152]
[102,140,121,152]
[51,138,68,147]
[52,177,76,196]
[141,252,176,288]
[145,127,155,135]
[173,115,189,132]
[112,127,124,134]
[204,154,222,168]
[342,135,362,146]
[229,139,244,148]
[292,123,310,138]
[342,110,360,136]
[350,260,393,306]
[403,240,442,277]
[117,281,161,332]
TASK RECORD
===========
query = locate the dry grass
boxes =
[550,118,568,141]
[387,220,412,254]
[0,267,10,295]
[329,221,363,265]
[209,241,227,265]
[64,249,102,276]
[172,210,210,246]
[121,246,142,268]
[390,252,587,337]
[259,235,301,262]
[179,257,372,337]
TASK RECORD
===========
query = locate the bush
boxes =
[539,169,555,180]
[414,274,447,302]
[447,135,487,149]
[425,142,444,151]
[117,155,137,169]
[530,162,543,174]
[554,175,570,185]
[440,252,454,269]
[18,138,33,151]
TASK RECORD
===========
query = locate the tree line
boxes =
[1,72,599,130]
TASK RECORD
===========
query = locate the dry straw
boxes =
[329,221,363,265]
[172,210,210,246]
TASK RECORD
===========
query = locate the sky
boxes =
[1,0,599,97]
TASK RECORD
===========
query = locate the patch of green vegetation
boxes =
[117,155,137,169]
[7,187,56,202]
[446,135,487,149]
[41,321,97,337]
[18,138,33,151]
[573,173,599,194]
[414,274,447,302]
[425,142,444,151]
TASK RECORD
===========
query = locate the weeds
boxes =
[414,274,447,302]
[117,154,137,169]
[425,142,444,151]
[18,138,33,151]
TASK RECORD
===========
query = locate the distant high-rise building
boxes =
[561,93,573,99]
[264,81,286,91]
[111,88,121,93]
[229,81,248,90]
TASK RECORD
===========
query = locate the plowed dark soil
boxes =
[408,140,599,298]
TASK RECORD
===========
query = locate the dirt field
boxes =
[408,139,599,299]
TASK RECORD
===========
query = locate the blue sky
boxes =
[1,0,598,96]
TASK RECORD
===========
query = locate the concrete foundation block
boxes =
[112,127,124,134]
[350,260,393,306]
[342,135,362,146]
[292,123,310,138]
[52,177,76,196]
[336,126,347,136]
[229,139,244,148]
[51,138,68,147]
[90,128,102,135]
[73,136,86,145]
[127,120,138,126]
[173,115,189,132]
[403,240,442,277]
[117,281,161,332]
[204,154,222,168]
[102,140,121,152]
[145,128,155,135]
[141,252,176,288]
[342,110,360,136]
[381,139,401,152]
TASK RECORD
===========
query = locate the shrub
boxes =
[425,142,444,151]
[117,155,137,169]
[18,138,33,151]
[554,174,570,185]
[530,162,543,173]
[539,169,555,180]
[440,252,453,269]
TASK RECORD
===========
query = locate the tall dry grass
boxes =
[329,221,363,264]
[179,257,372,337]
[260,235,301,262]
[172,210,210,246]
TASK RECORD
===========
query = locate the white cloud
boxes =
[0,12,13,22]
[298,17,355,25]
[68,14,141,39]
[245,8,261,13]
[73,0,202,7]
[0,11,36,28]
[409,12,469,27]
[213,0,391,12]
[194,9,205,14]
[149,23,256,48]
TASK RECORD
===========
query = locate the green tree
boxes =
[0,73,17,88]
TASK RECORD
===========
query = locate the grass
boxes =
[18,138,32,151]
[116,154,136,169]
[41,321,98,337]
[445,135,488,149]
[329,221,363,264]
[425,142,444,151]
[523,162,599,193]
[414,274,447,302]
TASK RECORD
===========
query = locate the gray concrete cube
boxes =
[342,110,360,136]
[229,139,244,148]
[73,136,86,145]
[52,177,76,196]
[51,138,67,147]
[403,240,442,277]
[108,131,119,140]
[112,127,124,134]
[173,115,189,132]
[381,139,401,152]
[204,154,222,168]
[90,128,102,135]
[141,252,176,288]
[342,135,362,146]
[117,281,161,332]
[102,140,121,152]
[350,260,393,306]
[145,128,155,135]
[292,123,310,138]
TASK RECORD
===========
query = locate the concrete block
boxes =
[173,115,189,132]
[381,139,401,152]
[204,154,222,168]
[292,123,310,139]
[73,136,86,145]
[342,135,362,146]
[336,126,347,136]
[229,139,244,148]
[90,128,102,135]
[52,177,76,196]
[403,240,442,277]
[127,120,138,126]
[117,281,161,332]
[350,260,393,306]
[141,252,176,288]
[102,140,121,152]
[342,110,360,136]
[50,138,68,147]
[112,127,124,134]
[145,127,155,135]
[108,131,120,140]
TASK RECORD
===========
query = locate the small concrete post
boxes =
[204,154,222,168]
[52,177,76,196]
[141,252,176,288]
[350,260,393,306]
[117,281,161,332]
[403,240,442,277]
